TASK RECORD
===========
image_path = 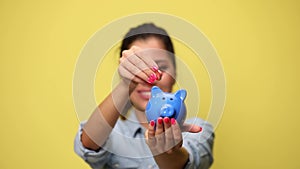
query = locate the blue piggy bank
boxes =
[145,86,187,125]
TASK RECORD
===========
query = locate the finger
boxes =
[126,47,159,78]
[120,55,149,78]
[155,117,164,146]
[155,117,164,134]
[171,118,183,146]
[134,47,159,69]
[147,120,156,145]
[163,117,175,151]
[181,123,203,133]
[163,117,171,127]
[120,55,158,84]
[129,45,142,53]
[132,47,162,80]
[148,120,156,138]
[126,54,156,78]
[124,47,162,82]
[118,64,145,84]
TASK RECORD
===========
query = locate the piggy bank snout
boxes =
[160,105,175,118]
[146,86,187,125]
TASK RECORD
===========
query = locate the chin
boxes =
[131,101,147,112]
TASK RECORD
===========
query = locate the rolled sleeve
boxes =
[74,122,111,169]
[183,118,215,169]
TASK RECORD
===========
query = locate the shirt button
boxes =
[113,163,119,168]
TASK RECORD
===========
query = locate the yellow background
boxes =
[1,0,299,169]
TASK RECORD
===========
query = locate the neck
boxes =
[134,109,149,129]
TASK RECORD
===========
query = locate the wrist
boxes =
[118,79,136,95]
[154,147,189,169]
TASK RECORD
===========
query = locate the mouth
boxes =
[138,91,151,100]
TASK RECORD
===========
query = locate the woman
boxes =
[74,23,214,169]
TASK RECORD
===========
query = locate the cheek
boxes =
[156,73,175,92]
[162,71,175,83]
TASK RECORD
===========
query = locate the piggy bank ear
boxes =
[175,89,187,101]
[151,86,163,97]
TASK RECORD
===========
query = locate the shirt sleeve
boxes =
[74,122,111,169]
[182,118,215,169]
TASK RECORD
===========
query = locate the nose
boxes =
[160,105,175,118]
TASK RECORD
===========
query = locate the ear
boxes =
[151,86,163,97]
[174,89,187,101]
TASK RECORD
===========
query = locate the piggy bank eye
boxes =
[170,98,173,101]
[162,97,166,100]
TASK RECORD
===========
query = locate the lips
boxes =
[138,90,151,100]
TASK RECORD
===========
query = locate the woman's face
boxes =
[128,37,176,111]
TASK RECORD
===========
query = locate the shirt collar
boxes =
[125,109,146,138]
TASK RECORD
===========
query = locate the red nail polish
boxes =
[199,127,203,132]
[158,118,163,124]
[147,73,157,84]
[150,120,155,127]
[147,77,155,84]
[150,73,156,80]
[171,118,176,125]
[164,117,170,123]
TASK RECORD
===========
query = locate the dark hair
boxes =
[120,23,176,69]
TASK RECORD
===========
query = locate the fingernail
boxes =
[150,120,155,127]
[151,66,158,72]
[164,117,170,123]
[171,118,176,125]
[199,127,203,132]
[158,118,163,124]
[147,77,155,84]
[147,73,157,84]
[150,73,157,80]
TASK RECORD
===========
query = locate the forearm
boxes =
[81,80,130,150]
[154,147,189,169]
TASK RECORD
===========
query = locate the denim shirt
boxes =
[74,111,214,169]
